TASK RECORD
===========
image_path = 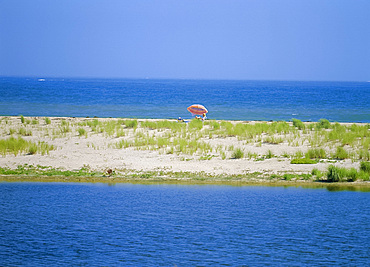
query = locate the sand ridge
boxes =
[0,116,366,177]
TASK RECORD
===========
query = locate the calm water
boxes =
[1,77,369,122]
[0,183,369,266]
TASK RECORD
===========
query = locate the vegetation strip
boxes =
[0,163,369,184]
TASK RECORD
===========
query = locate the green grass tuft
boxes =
[333,146,349,160]
[0,137,54,156]
[123,119,138,129]
[325,165,369,182]
[360,161,370,173]
[188,119,203,131]
[292,118,305,130]
[317,119,331,129]
[311,168,323,179]
[327,165,346,182]
[283,174,295,181]
[231,148,244,159]
[291,158,317,164]
[265,150,274,159]
[347,168,359,182]
[78,128,86,136]
[305,148,326,159]
[18,127,32,136]
[0,165,102,177]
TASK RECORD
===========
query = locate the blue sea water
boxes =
[0,183,369,266]
[0,77,369,122]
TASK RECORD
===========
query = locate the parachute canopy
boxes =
[187,104,208,115]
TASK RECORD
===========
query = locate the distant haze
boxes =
[1,0,369,81]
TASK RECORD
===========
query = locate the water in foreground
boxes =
[1,182,369,266]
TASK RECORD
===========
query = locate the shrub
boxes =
[20,115,25,124]
[232,148,244,159]
[291,158,317,164]
[360,162,370,173]
[45,117,51,124]
[292,118,305,130]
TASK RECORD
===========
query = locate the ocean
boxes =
[1,77,370,266]
[0,77,369,122]
[1,183,369,266]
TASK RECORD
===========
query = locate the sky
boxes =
[1,0,369,81]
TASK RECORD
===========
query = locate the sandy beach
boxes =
[0,116,369,183]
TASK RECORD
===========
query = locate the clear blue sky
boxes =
[1,0,369,81]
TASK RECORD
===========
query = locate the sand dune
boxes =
[0,116,367,181]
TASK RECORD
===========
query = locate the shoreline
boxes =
[1,175,370,191]
[0,116,369,186]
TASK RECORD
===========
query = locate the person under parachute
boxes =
[187,104,208,120]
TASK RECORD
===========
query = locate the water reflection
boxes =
[1,176,369,192]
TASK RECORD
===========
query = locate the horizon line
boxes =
[0,75,368,83]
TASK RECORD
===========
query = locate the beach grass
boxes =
[231,148,244,159]
[2,116,370,162]
[291,158,317,164]
[0,137,54,156]
[0,164,102,177]
[77,127,87,137]
[18,127,32,136]
[326,164,370,182]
